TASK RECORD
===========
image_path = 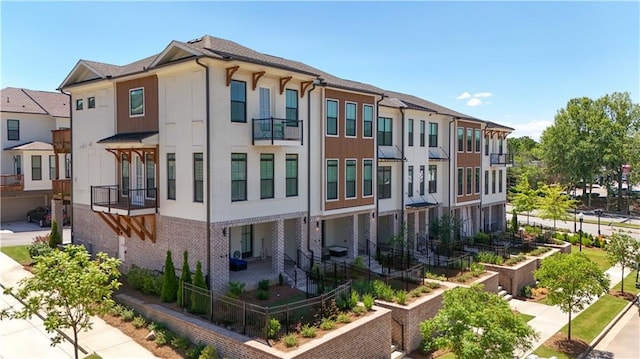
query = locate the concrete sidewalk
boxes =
[514,265,625,359]
[0,251,158,359]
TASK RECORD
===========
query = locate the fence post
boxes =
[243,301,247,335]
[286,304,290,336]
[209,290,214,322]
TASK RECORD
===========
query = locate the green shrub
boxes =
[520,285,533,298]
[146,321,159,332]
[337,312,351,323]
[352,256,366,270]
[352,279,373,295]
[108,304,124,317]
[154,329,171,346]
[282,333,299,348]
[258,279,270,291]
[495,255,504,265]
[256,289,269,300]
[28,235,52,261]
[171,336,190,351]
[504,254,526,266]
[198,345,218,359]
[121,308,135,322]
[349,290,359,309]
[319,318,335,330]
[352,305,366,316]
[582,237,592,247]
[227,281,245,298]
[470,262,485,276]
[132,315,146,328]
[528,247,551,256]
[395,290,408,305]
[186,344,205,359]
[424,272,446,281]
[474,232,490,245]
[49,220,62,248]
[301,324,317,338]
[161,250,179,303]
[266,318,281,339]
[372,280,394,301]
[190,262,209,314]
[177,251,192,307]
[476,251,501,264]
[362,293,374,311]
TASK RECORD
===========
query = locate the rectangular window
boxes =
[419,165,425,195]
[49,155,55,180]
[129,88,144,116]
[7,119,19,141]
[475,167,480,194]
[475,129,481,152]
[260,154,274,199]
[499,170,503,193]
[420,120,426,147]
[345,102,357,137]
[457,168,463,196]
[146,153,156,198]
[327,160,338,200]
[64,154,70,178]
[407,119,414,147]
[346,160,356,198]
[378,166,391,199]
[285,89,298,126]
[363,159,373,196]
[484,170,489,195]
[76,98,83,111]
[492,170,496,194]
[466,128,473,152]
[88,97,95,109]
[429,165,437,193]
[15,154,22,175]
[231,153,247,201]
[121,154,129,195]
[429,122,438,147]
[408,165,414,197]
[363,105,373,138]
[167,153,176,200]
[378,117,392,146]
[326,100,338,136]
[32,155,42,181]
[259,87,271,119]
[484,136,489,156]
[230,80,246,122]
[457,127,464,151]
[193,153,203,202]
[499,138,504,154]
[286,154,298,197]
[466,167,472,195]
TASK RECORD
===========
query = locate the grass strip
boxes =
[1,245,31,265]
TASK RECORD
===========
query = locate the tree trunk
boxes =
[618,172,623,211]
[568,310,572,341]
[73,327,79,359]
[588,183,593,208]
[621,266,625,294]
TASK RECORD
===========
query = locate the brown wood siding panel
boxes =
[325,89,375,210]
[116,76,159,133]
[456,120,481,203]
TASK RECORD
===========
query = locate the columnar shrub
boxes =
[177,250,192,307]
[190,261,209,314]
[48,220,62,248]
[161,250,178,303]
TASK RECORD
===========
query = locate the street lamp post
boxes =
[595,209,602,236]
[578,212,584,252]
[574,207,577,233]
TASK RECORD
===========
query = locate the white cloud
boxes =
[456,92,471,99]
[473,92,492,98]
[506,119,554,141]
[467,98,483,107]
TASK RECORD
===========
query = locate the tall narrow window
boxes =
[498,138,504,154]
[499,170,503,193]
[475,129,481,152]
[230,80,246,122]
[466,128,473,152]
[429,122,438,147]
[146,153,156,198]
[7,120,19,141]
[457,127,464,151]
[428,165,437,193]
[378,166,391,199]
[285,89,298,126]
[484,136,489,156]
[419,165,425,195]
[346,160,356,198]
[64,154,70,178]
[475,167,480,194]
[420,120,426,147]
[457,168,463,196]
[259,87,271,119]
[76,99,83,111]
[363,105,373,138]
[231,153,247,201]
[363,159,373,196]
[129,88,144,116]
[326,100,338,135]
[408,166,414,197]
[484,170,489,195]
[167,153,176,200]
[32,156,42,181]
[466,167,472,195]
[345,102,357,137]
[327,160,338,200]
[378,117,392,146]
[15,154,22,175]
[407,119,414,147]
[260,154,274,199]
[286,154,298,197]
[121,154,129,196]
[492,170,496,194]
[193,153,203,202]
[49,155,55,180]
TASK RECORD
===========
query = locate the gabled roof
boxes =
[4,141,53,151]
[0,87,69,117]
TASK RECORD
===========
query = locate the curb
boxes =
[579,296,638,359]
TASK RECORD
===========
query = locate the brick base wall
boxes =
[483,258,538,295]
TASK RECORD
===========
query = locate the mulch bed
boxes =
[544,333,589,356]
[609,290,636,301]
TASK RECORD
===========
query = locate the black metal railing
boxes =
[283,253,297,287]
[490,153,514,166]
[252,117,303,145]
[91,185,157,214]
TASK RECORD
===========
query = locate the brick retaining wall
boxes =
[482,258,538,295]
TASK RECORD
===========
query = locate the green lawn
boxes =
[570,245,610,271]
[1,245,31,265]
[534,345,572,359]
[612,270,640,295]
[517,312,535,322]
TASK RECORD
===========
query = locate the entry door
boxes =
[131,155,144,206]
[241,225,253,259]
[259,87,271,132]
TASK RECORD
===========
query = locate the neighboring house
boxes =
[0,87,70,223]
[59,35,511,292]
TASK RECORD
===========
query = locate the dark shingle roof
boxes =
[0,87,69,117]
[4,141,53,151]
[97,131,159,143]
[22,89,69,118]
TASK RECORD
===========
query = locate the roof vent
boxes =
[187,37,203,44]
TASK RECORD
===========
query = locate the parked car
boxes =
[26,206,70,227]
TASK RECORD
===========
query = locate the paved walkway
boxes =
[0,251,158,359]
[514,265,625,359]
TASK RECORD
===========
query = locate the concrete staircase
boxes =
[497,285,513,301]
[390,344,405,359]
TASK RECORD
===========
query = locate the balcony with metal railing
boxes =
[252,118,303,146]
[91,185,157,216]
[490,153,514,166]
[0,174,23,191]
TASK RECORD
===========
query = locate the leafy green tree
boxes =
[0,245,121,359]
[161,250,178,303]
[535,252,609,341]
[190,261,208,314]
[177,250,192,306]
[605,231,640,294]
[430,213,462,243]
[420,285,538,359]
[510,177,537,224]
[537,183,576,232]
[48,220,62,248]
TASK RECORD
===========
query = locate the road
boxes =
[0,221,71,247]
[586,303,640,359]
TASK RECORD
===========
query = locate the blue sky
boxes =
[1,1,638,140]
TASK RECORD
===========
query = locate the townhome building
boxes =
[482,121,513,232]
[60,34,512,292]
[1,87,70,223]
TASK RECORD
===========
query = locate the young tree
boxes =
[161,250,178,303]
[535,252,609,341]
[177,250,192,306]
[511,177,537,224]
[190,261,208,314]
[420,285,538,359]
[605,231,640,294]
[0,245,121,359]
[48,219,62,248]
[430,213,462,243]
[537,183,576,232]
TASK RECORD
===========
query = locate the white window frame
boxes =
[326,99,339,137]
[344,101,357,138]
[326,159,339,202]
[345,158,357,199]
[362,104,374,138]
[362,158,374,198]
[129,87,145,117]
